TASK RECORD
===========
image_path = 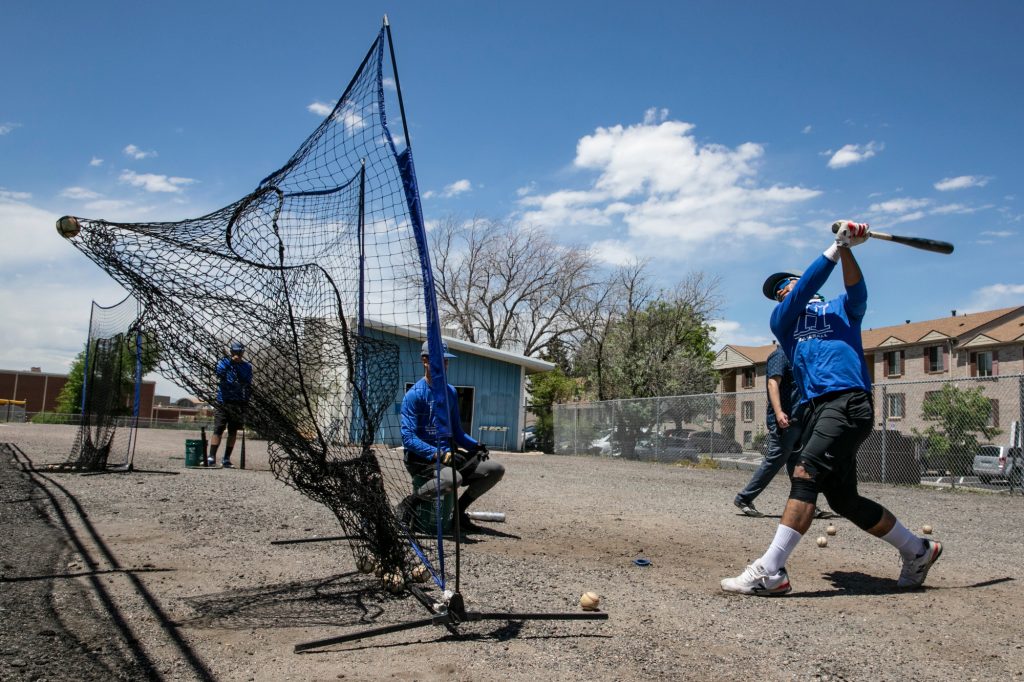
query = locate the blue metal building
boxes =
[366,321,554,451]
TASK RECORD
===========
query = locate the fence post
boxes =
[1016,375,1024,495]
[880,385,888,484]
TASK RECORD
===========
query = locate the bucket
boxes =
[185,439,206,467]
[410,474,454,533]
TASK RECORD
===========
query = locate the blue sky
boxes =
[2,1,1023,400]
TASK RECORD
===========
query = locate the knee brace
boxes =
[789,476,819,504]
[824,491,884,531]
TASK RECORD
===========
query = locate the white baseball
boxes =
[816,536,828,548]
[826,524,837,536]
[580,591,601,610]
[922,524,933,534]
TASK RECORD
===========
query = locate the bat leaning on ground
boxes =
[831,221,954,255]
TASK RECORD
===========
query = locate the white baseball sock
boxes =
[758,524,802,574]
[881,520,926,559]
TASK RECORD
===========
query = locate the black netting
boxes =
[62,295,143,471]
[58,29,451,591]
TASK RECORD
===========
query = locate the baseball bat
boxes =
[831,222,954,255]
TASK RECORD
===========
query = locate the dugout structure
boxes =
[62,295,145,472]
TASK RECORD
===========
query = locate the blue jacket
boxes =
[216,357,252,403]
[401,377,478,463]
[770,254,871,404]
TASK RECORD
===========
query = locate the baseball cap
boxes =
[420,340,456,359]
[229,341,245,353]
[762,272,800,301]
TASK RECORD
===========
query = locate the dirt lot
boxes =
[2,422,1023,681]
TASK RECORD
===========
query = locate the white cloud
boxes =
[710,319,774,349]
[868,197,930,214]
[1,122,22,135]
[84,198,135,213]
[119,170,196,193]
[383,77,397,91]
[89,157,104,167]
[518,111,820,256]
[827,141,882,169]
[307,100,334,116]
[421,190,435,200]
[60,186,102,200]
[934,175,990,191]
[333,102,366,132]
[0,188,32,201]
[930,203,981,215]
[516,182,537,197]
[980,230,1013,238]
[969,283,1024,311]
[441,179,472,197]
[589,239,637,266]
[892,211,926,224]
[123,144,157,160]
[802,125,813,134]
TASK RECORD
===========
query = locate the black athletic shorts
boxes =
[795,389,873,486]
[213,400,248,434]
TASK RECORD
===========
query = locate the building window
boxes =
[989,399,1000,428]
[743,430,753,446]
[974,350,995,377]
[885,393,906,420]
[741,401,754,422]
[925,345,944,373]
[884,350,903,377]
[741,367,755,389]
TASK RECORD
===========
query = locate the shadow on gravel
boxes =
[183,572,412,630]
[3,443,216,682]
[797,571,1015,597]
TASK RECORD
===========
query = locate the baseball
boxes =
[580,591,601,611]
[411,564,430,583]
[356,555,375,574]
[922,524,933,534]
[383,571,404,594]
[826,524,837,536]
[56,216,81,239]
[816,536,828,547]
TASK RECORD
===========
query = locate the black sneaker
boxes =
[457,514,483,533]
[221,460,233,468]
[813,508,835,519]
[734,499,764,517]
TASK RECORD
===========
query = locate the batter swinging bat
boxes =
[831,221,954,255]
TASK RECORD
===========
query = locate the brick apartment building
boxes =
[715,305,1024,445]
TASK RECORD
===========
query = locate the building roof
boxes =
[861,306,1023,349]
[714,305,1024,369]
[364,319,556,374]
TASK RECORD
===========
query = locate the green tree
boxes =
[913,384,1000,475]
[55,332,160,416]
[527,364,578,453]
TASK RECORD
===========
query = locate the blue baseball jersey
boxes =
[215,357,252,402]
[401,378,478,463]
[770,254,871,403]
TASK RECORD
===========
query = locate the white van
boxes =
[972,421,1022,484]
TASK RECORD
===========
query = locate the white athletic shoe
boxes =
[721,560,792,596]
[897,539,943,588]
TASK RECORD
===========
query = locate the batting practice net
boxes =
[62,295,144,471]
[58,27,457,592]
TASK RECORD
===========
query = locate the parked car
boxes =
[686,431,744,454]
[522,425,538,450]
[589,433,617,456]
[635,434,699,463]
[973,445,1023,484]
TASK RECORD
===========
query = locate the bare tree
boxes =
[429,216,599,357]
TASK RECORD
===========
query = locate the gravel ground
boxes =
[2,421,1023,681]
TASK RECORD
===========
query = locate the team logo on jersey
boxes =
[794,301,832,342]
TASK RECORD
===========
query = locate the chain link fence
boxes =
[553,374,1024,492]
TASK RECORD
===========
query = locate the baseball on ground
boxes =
[816,536,828,547]
[580,591,601,610]
[922,524,933,534]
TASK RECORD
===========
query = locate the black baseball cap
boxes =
[762,272,800,300]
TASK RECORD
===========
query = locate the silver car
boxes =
[972,445,1022,484]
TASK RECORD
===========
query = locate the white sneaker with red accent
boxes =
[721,560,792,596]
[897,539,943,588]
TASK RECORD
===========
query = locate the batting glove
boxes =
[833,220,870,248]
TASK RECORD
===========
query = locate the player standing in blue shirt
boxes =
[722,222,942,595]
[208,341,252,468]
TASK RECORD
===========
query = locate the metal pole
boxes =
[880,385,888,484]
